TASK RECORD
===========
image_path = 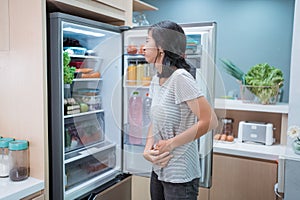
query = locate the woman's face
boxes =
[143,31,164,73]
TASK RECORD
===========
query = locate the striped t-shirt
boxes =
[149,68,203,183]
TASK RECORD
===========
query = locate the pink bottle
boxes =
[128,91,143,145]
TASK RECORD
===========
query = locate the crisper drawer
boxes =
[65,143,116,190]
[64,112,105,152]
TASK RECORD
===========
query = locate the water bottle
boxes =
[142,93,152,145]
[143,93,152,128]
[128,91,143,145]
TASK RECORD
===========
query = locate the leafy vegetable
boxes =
[63,51,76,84]
[220,59,245,84]
[244,63,284,104]
[220,59,284,104]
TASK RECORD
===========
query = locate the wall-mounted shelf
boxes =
[215,98,289,114]
[133,0,158,11]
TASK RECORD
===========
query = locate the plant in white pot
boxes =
[63,51,76,98]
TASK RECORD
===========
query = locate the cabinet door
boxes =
[210,153,277,200]
[94,176,131,200]
[0,0,9,51]
[132,175,151,200]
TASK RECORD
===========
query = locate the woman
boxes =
[143,20,218,200]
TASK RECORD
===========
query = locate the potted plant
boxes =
[63,51,76,98]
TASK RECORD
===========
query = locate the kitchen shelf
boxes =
[64,109,104,119]
[133,0,158,11]
[65,141,115,164]
[214,98,289,114]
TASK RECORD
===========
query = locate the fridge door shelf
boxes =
[70,55,101,59]
[65,141,116,164]
[64,109,104,119]
[73,78,103,82]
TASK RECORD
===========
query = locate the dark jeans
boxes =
[150,171,199,200]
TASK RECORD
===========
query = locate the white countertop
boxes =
[213,139,286,161]
[279,145,300,162]
[0,177,44,200]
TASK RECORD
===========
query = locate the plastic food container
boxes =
[0,138,14,178]
[73,95,102,111]
[8,140,29,181]
[64,47,87,55]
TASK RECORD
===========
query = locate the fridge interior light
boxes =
[63,27,105,37]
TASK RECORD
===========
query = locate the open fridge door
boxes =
[48,12,124,200]
[122,27,153,177]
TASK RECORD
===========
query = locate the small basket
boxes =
[240,84,280,105]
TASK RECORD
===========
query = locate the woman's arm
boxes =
[156,96,218,153]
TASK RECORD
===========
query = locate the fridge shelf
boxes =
[65,141,115,164]
[73,78,103,82]
[70,55,102,60]
[64,109,104,119]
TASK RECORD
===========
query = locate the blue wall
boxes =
[143,0,294,102]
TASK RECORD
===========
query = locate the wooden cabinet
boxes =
[131,175,151,200]
[21,190,44,200]
[93,176,131,200]
[0,0,9,51]
[210,153,278,200]
[47,0,158,26]
[47,0,132,25]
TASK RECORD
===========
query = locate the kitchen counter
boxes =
[213,139,286,161]
[0,177,44,200]
[279,145,300,161]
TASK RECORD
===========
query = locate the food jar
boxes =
[221,118,234,136]
[8,140,29,181]
[0,138,14,177]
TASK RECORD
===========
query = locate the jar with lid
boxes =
[221,118,234,136]
[8,140,29,181]
[0,138,14,177]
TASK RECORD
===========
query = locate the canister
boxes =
[8,140,29,181]
[0,138,14,177]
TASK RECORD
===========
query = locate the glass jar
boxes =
[0,138,14,178]
[221,118,234,136]
[8,140,29,181]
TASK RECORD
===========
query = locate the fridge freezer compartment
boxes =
[65,145,116,190]
[64,112,105,152]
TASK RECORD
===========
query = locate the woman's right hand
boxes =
[143,149,173,168]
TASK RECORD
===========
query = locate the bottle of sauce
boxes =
[127,61,137,86]
[142,62,152,86]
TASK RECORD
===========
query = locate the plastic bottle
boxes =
[142,93,152,145]
[128,91,143,145]
[142,62,152,86]
[143,93,152,128]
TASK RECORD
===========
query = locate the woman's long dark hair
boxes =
[149,20,192,78]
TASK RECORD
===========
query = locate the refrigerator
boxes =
[48,12,216,200]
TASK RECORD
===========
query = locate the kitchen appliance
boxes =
[48,12,216,199]
[238,121,274,145]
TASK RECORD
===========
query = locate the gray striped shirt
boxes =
[149,68,203,183]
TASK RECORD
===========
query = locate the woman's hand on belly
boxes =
[143,149,173,168]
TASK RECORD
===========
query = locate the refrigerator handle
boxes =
[198,130,213,188]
